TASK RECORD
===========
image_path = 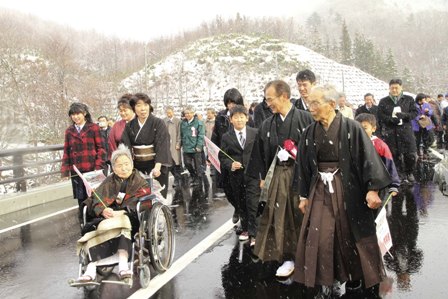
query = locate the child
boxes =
[356,113,400,195]
[219,105,260,246]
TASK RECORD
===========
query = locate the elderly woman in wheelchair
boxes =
[71,144,174,287]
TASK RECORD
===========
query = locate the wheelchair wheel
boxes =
[139,264,151,289]
[146,202,175,273]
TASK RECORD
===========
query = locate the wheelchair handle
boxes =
[139,194,156,202]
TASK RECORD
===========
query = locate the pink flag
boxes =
[204,137,221,173]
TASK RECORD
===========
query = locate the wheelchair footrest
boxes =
[102,278,133,287]
[68,279,101,288]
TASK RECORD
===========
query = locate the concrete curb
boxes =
[0,182,72,216]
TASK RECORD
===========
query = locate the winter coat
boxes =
[204,119,215,141]
[61,122,106,177]
[355,104,379,119]
[253,100,274,128]
[163,117,182,165]
[411,102,434,132]
[180,116,205,153]
[427,99,442,130]
[378,94,418,154]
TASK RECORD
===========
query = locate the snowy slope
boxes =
[121,34,391,115]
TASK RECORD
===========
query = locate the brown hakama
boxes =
[254,163,301,262]
[294,114,385,288]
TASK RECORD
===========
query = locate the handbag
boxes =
[417,116,431,128]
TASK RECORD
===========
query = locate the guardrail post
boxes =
[12,153,26,192]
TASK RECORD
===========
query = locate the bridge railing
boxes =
[0,145,64,193]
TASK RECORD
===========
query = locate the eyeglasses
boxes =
[309,100,324,108]
[265,96,280,103]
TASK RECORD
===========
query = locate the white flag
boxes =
[204,136,221,173]
[72,165,106,197]
[375,207,393,257]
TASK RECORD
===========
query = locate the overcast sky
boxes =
[0,0,326,41]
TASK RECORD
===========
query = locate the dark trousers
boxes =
[169,162,183,183]
[436,130,444,148]
[183,152,205,179]
[71,175,88,222]
[220,168,236,211]
[391,151,417,175]
[415,129,434,153]
[229,172,260,237]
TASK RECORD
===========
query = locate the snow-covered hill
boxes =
[122,34,390,115]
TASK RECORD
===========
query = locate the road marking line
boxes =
[429,148,444,160]
[0,205,78,234]
[128,219,235,299]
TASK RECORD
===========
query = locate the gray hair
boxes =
[312,85,339,104]
[165,105,174,112]
[184,105,195,113]
[338,92,346,99]
[206,107,216,115]
[111,144,133,170]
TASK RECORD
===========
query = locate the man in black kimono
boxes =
[247,80,313,278]
[291,69,316,111]
[293,85,391,297]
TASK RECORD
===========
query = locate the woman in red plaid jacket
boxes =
[61,103,106,221]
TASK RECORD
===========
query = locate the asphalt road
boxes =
[1,161,448,299]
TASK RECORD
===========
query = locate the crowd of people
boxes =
[61,68,448,298]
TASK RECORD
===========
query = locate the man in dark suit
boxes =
[356,93,380,135]
[219,105,260,245]
[355,93,379,117]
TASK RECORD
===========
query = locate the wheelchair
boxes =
[69,192,175,291]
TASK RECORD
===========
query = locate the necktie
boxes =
[76,125,81,133]
[239,131,245,148]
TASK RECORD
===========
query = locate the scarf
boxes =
[389,91,403,104]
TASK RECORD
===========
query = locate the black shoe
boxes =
[235,226,243,235]
[407,173,415,183]
[232,211,239,224]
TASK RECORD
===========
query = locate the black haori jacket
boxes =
[246,107,314,185]
[297,114,392,241]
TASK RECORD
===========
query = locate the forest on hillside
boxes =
[0,1,447,147]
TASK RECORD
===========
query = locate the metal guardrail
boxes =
[0,145,63,192]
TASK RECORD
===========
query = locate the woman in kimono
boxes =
[293,85,391,297]
[76,144,151,282]
[121,93,171,198]
[246,80,313,278]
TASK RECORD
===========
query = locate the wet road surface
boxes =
[1,160,448,298]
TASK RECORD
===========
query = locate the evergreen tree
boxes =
[384,48,398,80]
[371,49,386,80]
[307,12,322,29]
[309,28,324,53]
[353,33,377,76]
[401,67,415,93]
[340,20,353,65]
